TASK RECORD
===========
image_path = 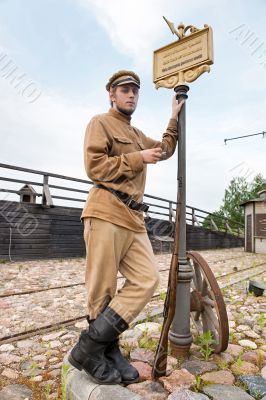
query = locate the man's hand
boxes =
[171,95,185,120]
[141,147,163,164]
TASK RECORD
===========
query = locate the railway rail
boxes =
[0,258,264,298]
[0,258,265,345]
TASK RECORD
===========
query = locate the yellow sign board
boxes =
[153,24,213,89]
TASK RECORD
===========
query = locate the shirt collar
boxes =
[108,108,131,125]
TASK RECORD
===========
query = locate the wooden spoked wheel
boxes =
[187,250,229,353]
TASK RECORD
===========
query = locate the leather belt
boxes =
[94,184,149,212]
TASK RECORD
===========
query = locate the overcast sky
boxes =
[0,0,265,212]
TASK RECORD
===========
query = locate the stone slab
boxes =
[203,383,254,400]
[127,380,169,400]
[0,384,32,400]
[239,375,266,397]
[181,360,218,375]
[63,355,144,400]
[168,389,209,399]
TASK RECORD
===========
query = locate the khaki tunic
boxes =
[81,108,178,232]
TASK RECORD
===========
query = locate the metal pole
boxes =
[169,84,193,359]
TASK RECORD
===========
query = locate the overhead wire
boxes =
[224,131,266,144]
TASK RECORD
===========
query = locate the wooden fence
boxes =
[0,163,244,232]
[0,163,244,260]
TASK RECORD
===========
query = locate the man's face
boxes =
[109,83,139,116]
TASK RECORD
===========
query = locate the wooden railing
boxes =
[0,163,244,237]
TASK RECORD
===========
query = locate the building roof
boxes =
[240,188,266,206]
[19,184,37,195]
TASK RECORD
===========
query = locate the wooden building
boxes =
[241,189,266,253]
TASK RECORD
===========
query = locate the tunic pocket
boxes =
[113,136,133,144]
[112,136,135,154]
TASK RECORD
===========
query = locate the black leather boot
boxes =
[105,339,139,384]
[68,307,128,385]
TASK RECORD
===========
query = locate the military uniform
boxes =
[81,107,179,322]
[69,70,180,385]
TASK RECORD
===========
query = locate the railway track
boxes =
[1,257,264,298]
[0,259,265,345]
[218,262,266,288]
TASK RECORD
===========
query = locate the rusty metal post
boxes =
[169,84,193,359]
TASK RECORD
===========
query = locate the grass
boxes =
[121,341,134,358]
[236,311,245,322]
[231,354,244,376]
[43,383,52,399]
[144,309,154,322]
[229,331,239,344]
[253,389,264,400]
[235,356,243,369]
[237,379,249,392]
[138,328,158,352]
[216,359,229,370]
[257,349,265,369]
[171,357,185,370]
[193,374,203,392]
[60,363,71,400]
[30,361,38,379]
[0,346,69,400]
[257,313,266,330]
[46,342,52,358]
[159,291,166,301]
[195,331,216,361]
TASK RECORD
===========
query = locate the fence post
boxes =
[210,218,218,231]
[225,222,233,234]
[192,207,196,226]
[169,201,173,222]
[42,175,53,206]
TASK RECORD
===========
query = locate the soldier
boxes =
[68,70,184,384]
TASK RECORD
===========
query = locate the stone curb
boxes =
[63,355,144,400]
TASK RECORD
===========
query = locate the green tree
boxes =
[249,174,266,198]
[203,174,266,230]
[221,176,249,225]
[221,174,266,225]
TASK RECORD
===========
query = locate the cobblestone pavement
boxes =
[0,248,265,399]
[1,248,266,340]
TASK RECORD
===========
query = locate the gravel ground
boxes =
[0,248,265,399]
